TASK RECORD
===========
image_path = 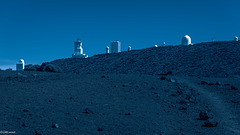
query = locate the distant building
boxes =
[154,45,158,47]
[106,46,110,54]
[234,36,238,41]
[182,35,192,45]
[72,39,88,58]
[16,59,25,71]
[163,42,166,46]
[111,41,121,53]
[128,46,131,51]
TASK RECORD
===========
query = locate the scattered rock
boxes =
[122,83,130,87]
[166,71,173,75]
[97,128,103,131]
[185,95,196,103]
[124,112,131,115]
[160,76,166,80]
[101,75,106,78]
[177,90,183,95]
[35,130,41,135]
[189,98,196,103]
[150,86,155,89]
[22,123,27,127]
[231,86,238,90]
[201,121,218,127]
[158,71,173,76]
[179,100,189,104]
[215,82,221,85]
[231,100,239,103]
[51,124,59,128]
[168,78,176,83]
[208,82,215,86]
[23,109,29,112]
[201,81,208,85]
[197,112,209,120]
[179,107,187,110]
[82,108,93,114]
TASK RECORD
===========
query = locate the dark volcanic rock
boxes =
[51,124,59,128]
[22,123,27,127]
[230,86,238,90]
[124,112,131,115]
[97,128,103,131]
[160,76,166,80]
[201,81,208,85]
[35,130,41,135]
[23,109,29,112]
[198,112,209,120]
[202,121,218,127]
[82,108,93,114]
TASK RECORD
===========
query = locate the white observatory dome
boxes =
[19,59,24,64]
[234,36,238,41]
[182,35,191,45]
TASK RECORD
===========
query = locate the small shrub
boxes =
[37,62,48,71]
[43,64,62,73]
[5,68,12,71]
[24,64,32,70]
[24,64,40,71]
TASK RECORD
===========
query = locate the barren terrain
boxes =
[0,71,239,135]
[1,41,240,134]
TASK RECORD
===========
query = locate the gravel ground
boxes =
[0,71,239,135]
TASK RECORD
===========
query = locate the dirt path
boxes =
[173,76,240,135]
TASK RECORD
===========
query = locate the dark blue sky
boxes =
[0,0,239,69]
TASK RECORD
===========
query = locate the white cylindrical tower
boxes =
[182,35,191,45]
[72,38,88,58]
[74,39,83,55]
[163,42,166,46]
[234,36,238,41]
[16,59,25,71]
[106,46,109,54]
[128,46,131,51]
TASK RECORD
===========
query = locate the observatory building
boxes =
[106,46,110,54]
[182,35,192,45]
[111,40,121,53]
[72,39,88,58]
[234,36,238,41]
[128,46,131,51]
[16,59,25,71]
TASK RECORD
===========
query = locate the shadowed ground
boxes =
[0,71,239,135]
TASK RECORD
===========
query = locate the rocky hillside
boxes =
[50,41,240,77]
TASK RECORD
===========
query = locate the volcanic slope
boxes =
[51,41,240,77]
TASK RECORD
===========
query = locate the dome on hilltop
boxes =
[182,35,191,45]
[234,36,238,41]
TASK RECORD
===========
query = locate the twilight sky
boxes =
[0,0,239,69]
